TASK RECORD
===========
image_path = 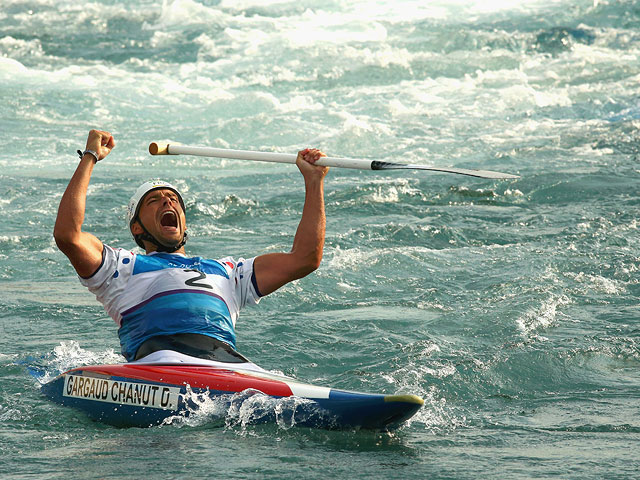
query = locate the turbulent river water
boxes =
[1,0,639,478]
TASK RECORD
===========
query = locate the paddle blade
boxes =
[372,161,519,179]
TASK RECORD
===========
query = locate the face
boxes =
[131,188,186,252]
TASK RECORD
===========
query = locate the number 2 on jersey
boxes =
[183,269,213,289]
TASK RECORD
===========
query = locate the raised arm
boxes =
[253,148,329,296]
[53,129,115,278]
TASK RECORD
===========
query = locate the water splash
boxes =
[27,341,123,384]
[516,294,572,338]
[163,385,330,434]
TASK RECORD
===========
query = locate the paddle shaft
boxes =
[150,143,374,170]
[148,142,519,179]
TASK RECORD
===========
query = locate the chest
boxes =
[115,256,236,314]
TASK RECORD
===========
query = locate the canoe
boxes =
[41,363,424,430]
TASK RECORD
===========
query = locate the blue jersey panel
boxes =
[118,290,236,361]
[132,253,229,278]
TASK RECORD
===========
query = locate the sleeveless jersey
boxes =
[79,245,262,361]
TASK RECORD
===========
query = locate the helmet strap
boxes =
[133,217,187,253]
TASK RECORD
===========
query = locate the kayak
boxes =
[41,362,424,430]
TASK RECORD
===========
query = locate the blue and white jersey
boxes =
[79,245,262,361]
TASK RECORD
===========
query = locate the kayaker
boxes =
[54,129,328,368]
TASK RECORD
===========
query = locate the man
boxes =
[54,129,328,368]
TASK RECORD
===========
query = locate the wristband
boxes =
[77,149,100,163]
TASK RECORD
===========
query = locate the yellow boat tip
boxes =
[384,394,425,406]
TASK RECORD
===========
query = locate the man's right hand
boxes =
[296,148,329,183]
[85,129,115,161]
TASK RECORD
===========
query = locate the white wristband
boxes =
[77,149,100,163]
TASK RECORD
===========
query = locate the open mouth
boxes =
[160,210,178,229]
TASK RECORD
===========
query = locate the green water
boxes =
[1,0,639,478]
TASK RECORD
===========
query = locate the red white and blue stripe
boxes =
[41,363,424,430]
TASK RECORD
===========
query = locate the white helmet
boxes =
[127,180,187,251]
[127,180,185,227]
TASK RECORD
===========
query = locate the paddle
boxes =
[148,142,519,179]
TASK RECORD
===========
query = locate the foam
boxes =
[284,10,388,47]
[252,92,324,113]
[566,272,624,295]
[0,56,28,76]
[35,341,123,384]
[0,36,45,58]
[0,235,22,243]
[152,0,228,28]
[219,0,307,10]
[516,294,571,336]
[381,360,465,432]
[5,0,617,160]
[165,384,320,432]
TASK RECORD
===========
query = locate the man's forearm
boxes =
[54,155,95,244]
[252,148,328,296]
[290,177,326,274]
[54,130,114,277]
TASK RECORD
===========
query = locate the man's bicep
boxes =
[60,232,105,278]
[252,252,301,297]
